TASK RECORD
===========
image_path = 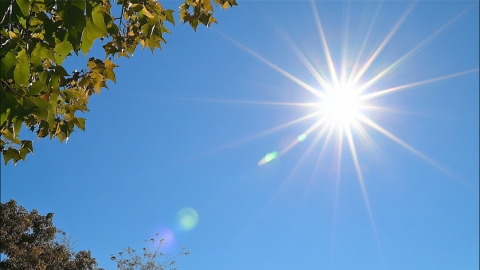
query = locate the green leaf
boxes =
[0,92,17,114]
[27,81,45,96]
[15,0,30,17]
[0,109,10,126]
[165,10,175,25]
[29,97,50,111]
[24,97,50,121]
[14,49,30,86]
[47,105,55,129]
[65,1,86,31]
[80,21,97,55]
[19,140,34,161]
[13,117,22,137]
[0,51,16,79]
[21,140,33,154]
[32,42,57,66]
[75,118,86,131]
[57,0,66,19]
[54,39,73,65]
[103,42,118,58]
[3,148,21,165]
[2,129,16,142]
[54,65,69,76]
[19,147,30,161]
[92,7,107,35]
[131,4,143,12]
[80,4,108,55]
[48,74,60,91]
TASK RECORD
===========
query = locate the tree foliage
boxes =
[0,0,237,165]
[111,235,189,270]
[0,199,102,269]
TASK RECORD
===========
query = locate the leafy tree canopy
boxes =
[0,199,102,269]
[0,0,237,165]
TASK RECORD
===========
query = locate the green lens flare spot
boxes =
[258,151,278,166]
[177,207,199,230]
[264,151,277,162]
[297,134,307,141]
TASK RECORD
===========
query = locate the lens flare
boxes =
[150,226,176,252]
[258,151,278,166]
[297,134,307,141]
[177,207,199,231]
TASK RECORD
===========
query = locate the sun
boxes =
[320,85,362,127]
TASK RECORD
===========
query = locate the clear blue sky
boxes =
[2,1,479,269]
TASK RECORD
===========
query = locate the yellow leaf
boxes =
[180,9,186,20]
[201,0,213,11]
[8,31,19,39]
[142,6,154,18]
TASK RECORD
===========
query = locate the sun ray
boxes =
[221,34,325,99]
[360,68,479,101]
[360,104,424,113]
[277,30,333,92]
[355,5,476,94]
[347,2,383,85]
[345,125,385,266]
[267,122,337,216]
[159,111,322,170]
[278,116,328,156]
[349,2,416,87]
[330,125,344,268]
[162,97,319,107]
[299,124,338,213]
[280,123,333,181]
[357,114,465,184]
[256,121,333,218]
[349,119,376,151]
[349,119,388,166]
[245,124,339,238]
[340,2,351,85]
[309,122,338,182]
[311,0,340,87]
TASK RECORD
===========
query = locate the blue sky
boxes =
[2,1,479,269]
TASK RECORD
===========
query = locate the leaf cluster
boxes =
[0,0,237,165]
[0,199,103,269]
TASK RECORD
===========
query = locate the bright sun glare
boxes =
[320,86,361,126]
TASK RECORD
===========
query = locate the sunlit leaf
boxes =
[54,39,74,65]
[75,118,86,131]
[104,59,118,83]
[14,49,30,86]
[13,117,22,137]
[165,10,175,25]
